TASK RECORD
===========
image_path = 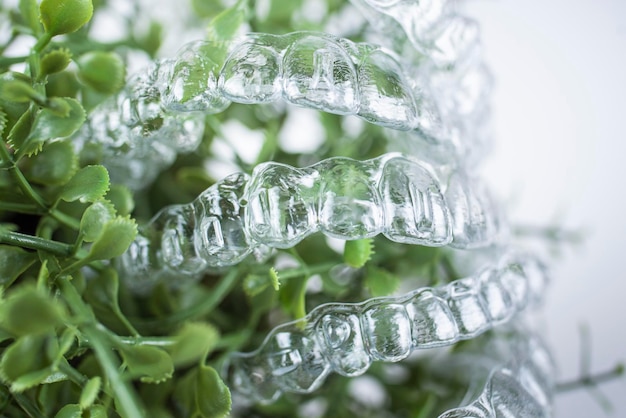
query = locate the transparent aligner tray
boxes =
[436,328,555,417]
[117,153,502,289]
[76,28,490,189]
[222,251,549,404]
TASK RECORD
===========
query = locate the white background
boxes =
[465,0,626,416]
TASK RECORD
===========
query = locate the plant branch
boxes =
[132,268,242,330]
[57,277,145,418]
[0,230,74,256]
[556,363,624,393]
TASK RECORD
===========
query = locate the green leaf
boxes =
[192,0,224,18]
[79,376,101,410]
[54,404,81,418]
[106,184,135,216]
[17,97,85,157]
[119,345,174,383]
[58,165,110,203]
[279,275,307,320]
[343,239,374,268]
[40,48,72,77]
[77,51,125,94]
[0,334,54,390]
[39,0,93,36]
[0,78,42,103]
[0,245,37,287]
[0,286,64,336]
[85,216,137,261]
[25,140,78,185]
[19,0,42,35]
[10,368,54,392]
[136,21,163,58]
[173,364,231,418]
[167,322,219,367]
[80,200,116,242]
[86,405,107,418]
[365,266,400,297]
[206,0,248,42]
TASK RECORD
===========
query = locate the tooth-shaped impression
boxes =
[282,34,358,114]
[193,173,251,267]
[160,41,231,113]
[445,172,499,249]
[245,163,316,248]
[357,48,418,129]
[381,156,451,245]
[223,252,548,403]
[117,153,501,287]
[219,37,282,103]
[317,158,384,238]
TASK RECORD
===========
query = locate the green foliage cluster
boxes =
[0,1,474,417]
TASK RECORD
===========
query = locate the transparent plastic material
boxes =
[76,27,493,188]
[117,153,502,289]
[437,329,555,418]
[222,252,548,403]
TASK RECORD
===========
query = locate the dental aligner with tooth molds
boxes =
[222,252,549,404]
[437,330,555,418]
[117,153,501,290]
[349,0,479,68]
[77,30,488,189]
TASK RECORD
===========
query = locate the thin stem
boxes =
[0,55,29,67]
[58,359,89,386]
[0,230,74,256]
[115,336,177,348]
[556,364,624,393]
[57,277,145,418]
[32,33,52,54]
[133,268,242,330]
[0,201,42,214]
[7,164,48,209]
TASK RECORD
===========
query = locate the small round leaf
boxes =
[39,0,93,36]
[0,286,64,336]
[79,376,101,410]
[173,364,231,418]
[344,238,374,268]
[54,404,81,418]
[119,345,174,383]
[41,49,72,77]
[86,216,137,261]
[77,51,125,94]
[80,200,116,242]
[26,140,78,185]
[167,322,219,367]
[58,165,110,203]
[106,184,135,216]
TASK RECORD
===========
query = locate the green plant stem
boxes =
[0,201,42,214]
[0,143,49,209]
[0,230,73,256]
[32,33,52,55]
[58,359,89,386]
[133,268,242,330]
[58,276,145,418]
[0,55,29,67]
[115,336,177,348]
[556,364,625,392]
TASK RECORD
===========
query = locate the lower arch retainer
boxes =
[223,251,547,404]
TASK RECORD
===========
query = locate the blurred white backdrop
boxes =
[464,0,626,416]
